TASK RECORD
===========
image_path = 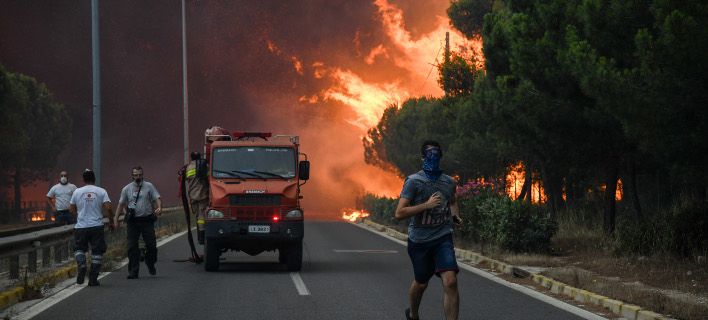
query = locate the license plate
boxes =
[248,225,270,233]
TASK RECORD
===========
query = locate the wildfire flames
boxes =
[28,211,50,222]
[341,208,370,222]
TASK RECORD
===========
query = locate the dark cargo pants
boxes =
[127,219,157,276]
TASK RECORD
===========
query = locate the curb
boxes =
[362,219,676,320]
[0,265,75,311]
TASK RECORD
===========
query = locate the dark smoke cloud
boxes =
[0,0,452,218]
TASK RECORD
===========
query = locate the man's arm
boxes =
[394,193,441,221]
[114,202,125,224]
[46,197,56,212]
[69,204,77,215]
[103,202,114,230]
[450,194,463,225]
[153,198,162,216]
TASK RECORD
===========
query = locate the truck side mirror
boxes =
[298,160,310,180]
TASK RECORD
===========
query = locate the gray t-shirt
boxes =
[47,183,77,211]
[400,170,457,243]
[119,181,161,217]
[70,185,110,229]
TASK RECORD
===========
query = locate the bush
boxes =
[361,193,398,224]
[615,200,708,257]
[457,183,556,253]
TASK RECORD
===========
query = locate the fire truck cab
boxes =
[202,129,309,271]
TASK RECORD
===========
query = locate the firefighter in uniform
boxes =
[186,151,209,244]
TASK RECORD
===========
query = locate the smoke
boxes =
[0,0,473,218]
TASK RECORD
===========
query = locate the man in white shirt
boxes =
[69,169,114,286]
[46,171,77,224]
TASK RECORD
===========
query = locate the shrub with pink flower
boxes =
[456,179,494,200]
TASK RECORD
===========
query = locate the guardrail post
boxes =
[54,244,63,263]
[9,255,20,279]
[28,250,37,273]
[42,247,51,267]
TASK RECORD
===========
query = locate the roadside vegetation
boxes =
[361,0,707,319]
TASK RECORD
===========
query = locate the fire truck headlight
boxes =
[207,209,224,218]
[286,209,303,219]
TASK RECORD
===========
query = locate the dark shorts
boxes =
[407,233,459,284]
[74,226,107,255]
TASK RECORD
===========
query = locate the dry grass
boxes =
[455,208,708,320]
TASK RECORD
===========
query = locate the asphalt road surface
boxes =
[26,221,598,320]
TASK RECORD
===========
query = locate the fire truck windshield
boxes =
[212,147,296,179]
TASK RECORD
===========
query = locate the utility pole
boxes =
[92,0,102,186]
[443,31,451,97]
[182,0,189,164]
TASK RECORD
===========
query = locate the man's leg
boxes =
[142,221,158,275]
[408,280,428,319]
[441,271,459,320]
[126,223,140,278]
[434,234,460,320]
[87,226,107,286]
[407,239,434,319]
[193,200,206,244]
[73,229,88,284]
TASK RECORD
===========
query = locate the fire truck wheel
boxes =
[285,241,303,271]
[204,239,220,271]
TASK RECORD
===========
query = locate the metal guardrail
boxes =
[0,207,185,281]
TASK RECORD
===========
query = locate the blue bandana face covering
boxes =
[422,147,442,180]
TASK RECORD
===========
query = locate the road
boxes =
[24,221,599,319]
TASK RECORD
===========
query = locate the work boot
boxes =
[88,263,101,286]
[76,267,87,285]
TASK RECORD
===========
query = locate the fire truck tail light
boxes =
[285,209,303,219]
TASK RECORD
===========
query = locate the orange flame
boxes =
[341,208,370,222]
[28,210,48,222]
[505,162,547,203]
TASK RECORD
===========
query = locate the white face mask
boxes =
[60,177,68,184]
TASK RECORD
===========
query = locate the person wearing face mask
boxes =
[46,170,78,225]
[115,166,162,279]
[394,141,464,320]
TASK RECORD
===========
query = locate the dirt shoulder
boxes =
[461,237,708,320]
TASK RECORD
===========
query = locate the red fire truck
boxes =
[198,128,309,271]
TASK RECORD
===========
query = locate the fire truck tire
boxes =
[285,241,303,271]
[204,239,220,271]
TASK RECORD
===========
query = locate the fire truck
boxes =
[196,128,309,271]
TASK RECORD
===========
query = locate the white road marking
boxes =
[351,222,607,320]
[11,229,190,320]
[290,272,310,296]
[333,249,398,253]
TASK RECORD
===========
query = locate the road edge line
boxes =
[351,220,610,320]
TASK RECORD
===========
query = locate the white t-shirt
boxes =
[70,185,111,229]
[46,183,77,211]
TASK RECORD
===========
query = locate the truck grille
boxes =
[230,207,281,221]
[229,194,281,206]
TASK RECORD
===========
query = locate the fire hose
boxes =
[174,166,203,263]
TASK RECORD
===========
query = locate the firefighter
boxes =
[69,169,114,286]
[186,151,209,244]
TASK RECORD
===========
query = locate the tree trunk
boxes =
[517,163,532,202]
[13,168,22,222]
[541,165,564,220]
[628,155,642,219]
[603,163,619,235]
